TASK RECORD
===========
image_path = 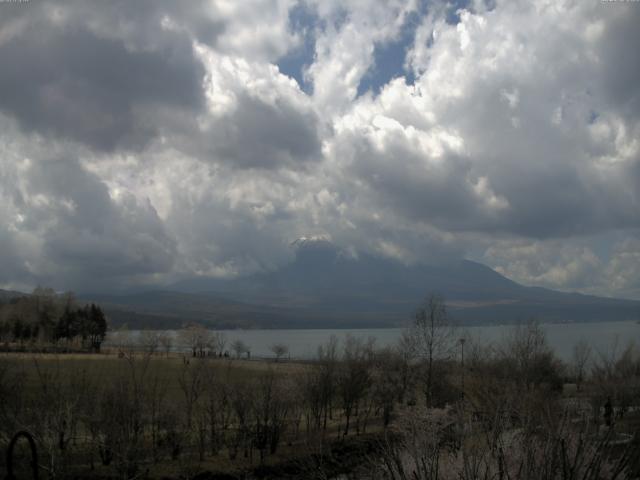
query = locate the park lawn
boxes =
[0,351,308,404]
[1,351,385,479]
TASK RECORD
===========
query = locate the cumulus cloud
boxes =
[483,240,604,292]
[484,236,640,300]
[0,0,638,298]
[0,1,210,151]
[306,0,418,112]
[190,48,324,169]
[604,239,640,300]
[0,159,176,291]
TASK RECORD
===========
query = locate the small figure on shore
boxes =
[604,396,613,427]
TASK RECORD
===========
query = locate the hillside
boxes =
[0,289,29,302]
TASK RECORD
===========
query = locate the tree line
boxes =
[0,287,107,352]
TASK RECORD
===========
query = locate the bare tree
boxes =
[158,333,173,357]
[140,331,161,355]
[374,405,640,480]
[110,325,134,355]
[408,293,455,407]
[371,348,405,427]
[228,381,253,460]
[395,332,418,404]
[147,373,168,464]
[210,331,226,356]
[337,335,372,436]
[93,350,153,478]
[572,339,592,392]
[231,339,249,359]
[373,408,446,480]
[177,359,207,429]
[179,325,210,357]
[591,340,640,423]
[196,328,212,357]
[29,358,94,478]
[501,321,562,392]
[252,369,291,462]
[315,335,339,433]
[203,369,232,456]
[0,359,23,446]
[270,343,289,361]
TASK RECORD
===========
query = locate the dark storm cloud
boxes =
[0,227,31,286]
[495,166,634,238]
[23,158,176,285]
[210,92,323,169]
[68,0,226,48]
[0,1,210,151]
[596,7,640,120]
[345,134,487,230]
[166,191,295,276]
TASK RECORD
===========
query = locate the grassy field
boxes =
[5,336,638,480]
[0,351,378,479]
[1,350,308,375]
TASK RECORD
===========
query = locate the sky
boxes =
[0,0,638,299]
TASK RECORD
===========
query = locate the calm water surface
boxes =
[105,321,640,362]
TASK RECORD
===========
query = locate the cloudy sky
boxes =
[0,0,638,298]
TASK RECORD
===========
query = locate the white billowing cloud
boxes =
[213,0,300,61]
[605,239,640,300]
[326,78,511,234]
[402,0,640,237]
[484,240,603,293]
[0,0,638,299]
[191,45,324,169]
[306,0,419,113]
[484,236,640,300]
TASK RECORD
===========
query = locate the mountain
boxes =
[81,239,640,329]
[0,289,29,302]
[81,290,310,329]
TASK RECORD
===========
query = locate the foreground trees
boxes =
[373,322,640,480]
[375,407,640,480]
[3,305,640,479]
[407,294,456,407]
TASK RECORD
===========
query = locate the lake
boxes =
[104,320,640,362]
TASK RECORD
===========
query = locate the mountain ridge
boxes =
[88,242,640,328]
[4,240,638,329]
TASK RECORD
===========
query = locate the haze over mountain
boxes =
[79,239,640,329]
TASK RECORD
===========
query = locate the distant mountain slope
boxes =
[82,290,309,329]
[81,239,640,329]
[0,289,28,302]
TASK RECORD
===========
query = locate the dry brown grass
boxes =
[0,351,309,403]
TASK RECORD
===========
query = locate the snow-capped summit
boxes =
[290,235,334,249]
[289,235,340,266]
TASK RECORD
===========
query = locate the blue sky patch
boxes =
[277,3,320,94]
[356,10,421,97]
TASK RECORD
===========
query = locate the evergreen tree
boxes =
[88,304,107,352]
[55,307,76,342]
